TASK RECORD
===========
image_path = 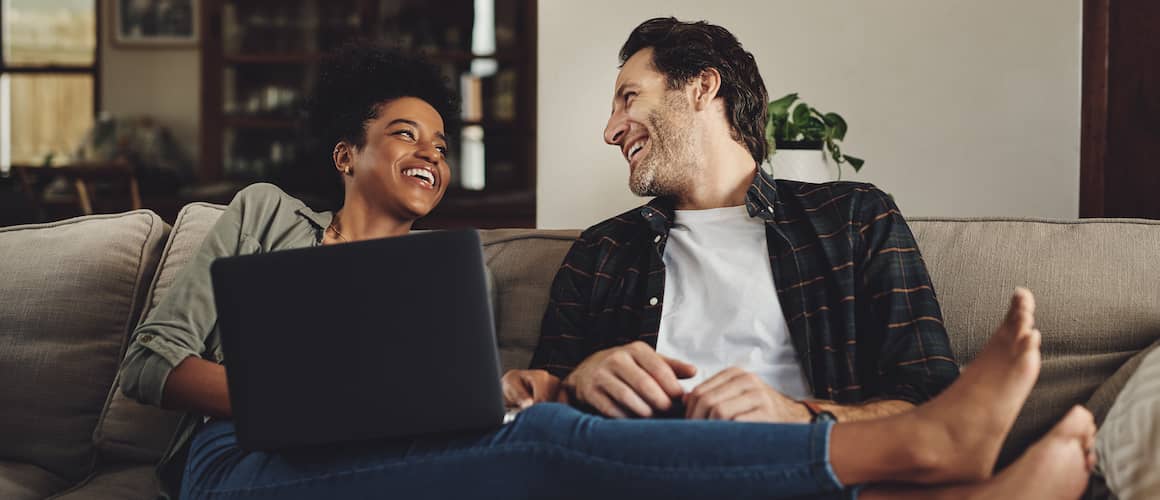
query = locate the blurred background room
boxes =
[0,0,1156,229]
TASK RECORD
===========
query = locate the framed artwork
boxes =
[113,0,199,47]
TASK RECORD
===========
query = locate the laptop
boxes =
[210,229,507,451]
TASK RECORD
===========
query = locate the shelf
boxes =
[460,119,524,129]
[223,50,524,66]
[224,53,321,65]
[223,116,299,129]
[222,116,526,132]
[203,0,538,230]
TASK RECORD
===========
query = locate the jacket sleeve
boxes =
[118,189,262,407]
[857,187,959,405]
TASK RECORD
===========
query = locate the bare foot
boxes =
[905,287,1043,483]
[864,406,1096,500]
[972,406,1095,499]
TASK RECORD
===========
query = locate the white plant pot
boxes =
[763,148,837,183]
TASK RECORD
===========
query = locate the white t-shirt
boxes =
[655,204,811,399]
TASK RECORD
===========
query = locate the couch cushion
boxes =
[910,217,1160,467]
[1086,338,1160,425]
[0,462,69,500]
[481,229,581,371]
[48,464,159,500]
[1095,341,1160,500]
[96,203,226,464]
[0,211,168,481]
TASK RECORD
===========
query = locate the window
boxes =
[0,0,97,174]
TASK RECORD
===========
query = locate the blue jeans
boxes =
[182,403,851,499]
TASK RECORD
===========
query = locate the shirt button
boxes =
[649,297,659,306]
[139,334,153,343]
[653,235,661,243]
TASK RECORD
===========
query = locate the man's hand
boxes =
[684,367,811,423]
[502,369,565,409]
[562,341,697,418]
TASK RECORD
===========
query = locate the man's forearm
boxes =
[814,399,914,422]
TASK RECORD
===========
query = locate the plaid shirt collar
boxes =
[638,166,780,236]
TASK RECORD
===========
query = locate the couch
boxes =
[2,202,1159,499]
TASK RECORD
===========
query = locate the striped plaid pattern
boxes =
[531,169,959,405]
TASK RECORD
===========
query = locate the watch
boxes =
[800,400,837,423]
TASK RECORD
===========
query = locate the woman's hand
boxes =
[501,369,566,409]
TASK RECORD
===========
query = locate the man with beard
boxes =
[523,17,960,425]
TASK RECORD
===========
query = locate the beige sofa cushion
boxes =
[0,462,69,500]
[0,212,168,481]
[910,217,1160,467]
[1095,341,1160,500]
[47,464,159,500]
[96,203,226,463]
[481,229,581,372]
[1087,338,1160,425]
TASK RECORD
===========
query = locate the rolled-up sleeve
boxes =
[857,188,959,405]
[119,190,260,407]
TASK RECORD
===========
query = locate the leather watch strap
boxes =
[800,400,825,420]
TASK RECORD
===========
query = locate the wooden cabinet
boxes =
[200,0,536,228]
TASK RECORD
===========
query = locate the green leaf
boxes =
[791,103,811,128]
[799,117,826,140]
[845,155,865,171]
[823,113,848,141]
[767,93,798,117]
[765,119,777,156]
[770,115,788,140]
[783,121,800,142]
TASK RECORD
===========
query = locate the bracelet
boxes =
[800,400,824,418]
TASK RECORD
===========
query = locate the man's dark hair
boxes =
[302,42,459,207]
[619,17,769,164]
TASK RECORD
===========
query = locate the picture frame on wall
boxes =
[113,0,199,47]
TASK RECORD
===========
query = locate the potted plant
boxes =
[764,93,864,182]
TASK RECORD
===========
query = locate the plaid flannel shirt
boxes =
[531,170,959,405]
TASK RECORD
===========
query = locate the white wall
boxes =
[99,1,200,163]
[537,0,1082,228]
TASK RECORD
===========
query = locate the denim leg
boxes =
[183,403,849,500]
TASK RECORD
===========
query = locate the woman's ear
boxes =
[333,142,354,175]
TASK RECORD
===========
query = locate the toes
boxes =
[1067,405,1092,422]
[1016,328,1042,352]
[1053,406,1095,438]
[1004,288,1037,331]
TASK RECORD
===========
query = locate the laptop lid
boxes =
[211,229,505,451]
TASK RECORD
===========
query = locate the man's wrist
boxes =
[798,400,835,423]
[802,399,916,423]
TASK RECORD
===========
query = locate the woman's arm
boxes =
[163,356,233,418]
[119,185,280,415]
